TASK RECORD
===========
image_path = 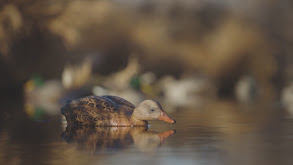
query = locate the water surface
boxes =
[1,100,293,165]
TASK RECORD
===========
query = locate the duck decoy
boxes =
[61,95,176,126]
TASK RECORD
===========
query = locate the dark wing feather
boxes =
[68,95,117,112]
[101,95,135,109]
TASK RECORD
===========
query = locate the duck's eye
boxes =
[151,109,155,112]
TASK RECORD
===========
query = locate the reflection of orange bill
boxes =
[158,111,176,124]
[159,130,176,143]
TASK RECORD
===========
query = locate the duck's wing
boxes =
[61,96,118,125]
[101,95,135,109]
[77,95,118,111]
[101,95,135,116]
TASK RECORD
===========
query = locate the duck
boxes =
[24,77,65,118]
[61,95,176,126]
[281,82,293,117]
[157,75,215,111]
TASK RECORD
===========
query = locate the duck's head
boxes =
[132,100,176,124]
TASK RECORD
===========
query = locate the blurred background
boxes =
[1,0,293,165]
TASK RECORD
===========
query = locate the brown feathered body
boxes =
[61,95,147,126]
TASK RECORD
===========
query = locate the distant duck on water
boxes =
[61,95,176,126]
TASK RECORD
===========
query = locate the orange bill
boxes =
[158,111,176,124]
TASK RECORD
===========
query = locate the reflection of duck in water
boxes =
[62,126,175,152]
[61,95,176,126]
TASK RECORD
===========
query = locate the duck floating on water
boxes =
[61,95,176,126]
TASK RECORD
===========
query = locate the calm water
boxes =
[1,99,293,165]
